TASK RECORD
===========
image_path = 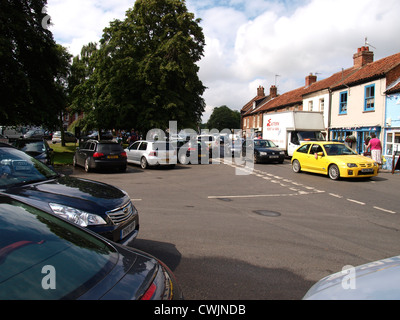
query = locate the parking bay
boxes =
[67,160,400,299]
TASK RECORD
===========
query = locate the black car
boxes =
[73,140,127,172]
[173,139,209,164]
[0,195,181,300]
[243,139,285,164]
[13,138,54,166]
[0,143,139,246]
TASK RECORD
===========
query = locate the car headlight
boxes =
[347,163,358,168]
[49,203,107,227]
[279,151,285,155]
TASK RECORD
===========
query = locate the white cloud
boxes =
[47,0,400,123]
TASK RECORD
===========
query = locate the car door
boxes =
[126,141,141,164]
[308,144,328,173]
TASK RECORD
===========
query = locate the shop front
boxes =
[330,127,381,155]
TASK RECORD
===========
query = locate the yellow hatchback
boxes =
[291,142,379,180]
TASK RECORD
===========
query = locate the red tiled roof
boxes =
[386,81,400,94]
[332,52,400,90]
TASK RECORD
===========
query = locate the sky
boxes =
[46,0,400,122]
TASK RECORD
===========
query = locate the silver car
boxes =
[303,255,400,300]
[125,140,177,169]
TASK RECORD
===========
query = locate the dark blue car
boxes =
[0,195,181,300]
[0,143,138,246]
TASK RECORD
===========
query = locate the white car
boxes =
[125,140,177,169]
[52,131,77,144]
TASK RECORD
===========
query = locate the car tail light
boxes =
[140,283,157,300]
[93,152,104,158]
[149,151,157,157]
[188,147,196,152]
[120,151,127,158]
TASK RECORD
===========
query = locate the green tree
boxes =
[0,0,70,128]
[206,106,241,131]
[69,0,206,134]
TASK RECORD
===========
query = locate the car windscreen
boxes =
[14,141,46,156]
[254,140,277,148]
[324,144,357,156]
[0,147,57,188]
[97,143,123,153]
[0,198,117,299]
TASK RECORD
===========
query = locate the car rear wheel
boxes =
[292,159,301,173]
[328,164,340,180]
[84,158,91,172]
[140,157,148,169]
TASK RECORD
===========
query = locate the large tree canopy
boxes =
[69,0,206,133]
[0,0,71,128]
[207,106,241,131]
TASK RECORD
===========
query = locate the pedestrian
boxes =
[366,133,382,166]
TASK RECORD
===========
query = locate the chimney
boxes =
[270,85,277,98]
[257,85,265,97]
[353,46,374,68]
[305,73,317,87]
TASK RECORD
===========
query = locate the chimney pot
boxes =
[353,46,374,68]
[270,85,277,98]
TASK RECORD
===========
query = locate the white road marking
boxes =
[347,199,366,205]
[374,206,396,214]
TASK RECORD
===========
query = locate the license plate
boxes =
[270,155,279,159]
[107,155,118,159]
[361,168,373,173]
[121,221,136,239]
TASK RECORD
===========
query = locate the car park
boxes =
[125,140,177,169]
[243,139,285,164]
[13,138,54,166]
[52,131,77,144]
[0,143,139,245]
[172,139,209,164]
[291,141,379,180]
[0,195,181,300]
[73,140,127,172]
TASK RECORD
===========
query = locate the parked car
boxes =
[0,194,181,300]
[52,131,77,144]
[243,139,285,164]
[0,143,139,245]
[197,134,219,156]
[303,255,400,300]
[222,139,243,157]
[13,138,54,166]
[125,140,177,169]
[73,140,127,172]
[23,128,50,139]
[81,130,114,141]
[291,141,379,180]
[172,139,209,164]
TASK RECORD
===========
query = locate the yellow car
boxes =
[291,141,379,180]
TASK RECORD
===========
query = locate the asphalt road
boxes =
[63,158,400,300]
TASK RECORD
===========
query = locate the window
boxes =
[296,144,311,154]
[319,98,324,112]
[386,131,400,156]
[339,91,347,114]
[308,100,313,111]
[364,84,375,111]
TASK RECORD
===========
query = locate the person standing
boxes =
[366,133,382,166]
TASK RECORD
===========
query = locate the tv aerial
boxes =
[364,37,376,49]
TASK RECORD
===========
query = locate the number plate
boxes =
[121,221,136,239]
[270,155,279,159]
[361,168,373,173]
[107,155,118,159]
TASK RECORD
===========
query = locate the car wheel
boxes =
[328,164,340,180]
[73,155,77,167]
[292,159,301,173]
[84,158,91,172]
[140,157,148,169]
[179,154,188,165]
